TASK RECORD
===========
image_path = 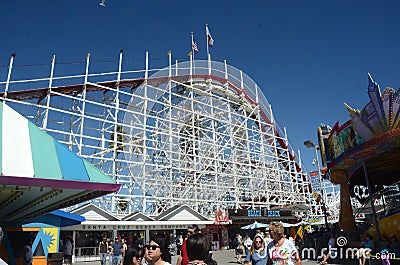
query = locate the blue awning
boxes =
[19,210,86,228]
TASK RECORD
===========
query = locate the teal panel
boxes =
[0,103,2,175]
[28,122,63,179]
[54,141,89,181]
[83,159,114,184]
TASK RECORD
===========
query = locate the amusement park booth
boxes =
[0,103,120,265]
[319,74,400,240]
[2,210,85,265]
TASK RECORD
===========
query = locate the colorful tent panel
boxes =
[1,102,34,177]
[82,159,114,183]
[29,123,63,180]
[0,102,120,222]
[0,103,115,184]
[55,141,90,181]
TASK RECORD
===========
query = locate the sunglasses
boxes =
[135,255,142,259]
[146,245,160,251]
[255,241,263,243]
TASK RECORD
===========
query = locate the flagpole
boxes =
[205,24,209,57]
[191,32,195,61]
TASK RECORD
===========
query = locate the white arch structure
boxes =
[0,52,322,218]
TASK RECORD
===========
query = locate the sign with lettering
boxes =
[267,210,280,217]
[247,210,262,217]
[309,172,321,193]
[62,224,191,231]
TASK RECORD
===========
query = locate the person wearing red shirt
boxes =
[176,225,199,265]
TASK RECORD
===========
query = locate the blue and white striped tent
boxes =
[0,103,120,222]
[241,221,269,230]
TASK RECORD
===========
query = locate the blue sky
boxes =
[1,0,400,172]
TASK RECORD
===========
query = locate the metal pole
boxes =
[191,32,195,61]
[168,51,172,77]
[362,159,381,241]
[190,52,193,77]
[117,49,123,82]
[145,51,149,80]
[208,53,211,76]
[224,59,228,80]
[43,54,56,129]
[78,53,90,156]
[315,147,329,230]
[205,24,209,57]
[4,53,16,98]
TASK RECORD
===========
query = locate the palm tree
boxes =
[110,125,126,153]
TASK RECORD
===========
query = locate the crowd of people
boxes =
[298,225,400,265]
[99,234,170,265]
[1,222,398,265]
[232,222,302,265]
[94,224,216,265]
[0,218,397,265]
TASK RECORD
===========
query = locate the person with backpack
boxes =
[234,233,243,263]
[99,237,109,265]
[243,235,253,258]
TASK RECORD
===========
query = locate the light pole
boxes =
[304,140,329,230]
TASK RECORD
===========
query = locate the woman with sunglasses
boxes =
[133,247,144,265]
[267,222,301,265]
[123,247,144,265]
[146,235,172,265]
[245,234,268,265]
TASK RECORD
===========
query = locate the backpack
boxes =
[232,238,240,249]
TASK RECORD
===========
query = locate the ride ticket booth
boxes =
[203,210,231,250]
[2,210,85,265]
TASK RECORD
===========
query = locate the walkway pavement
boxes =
[72,249,378,265]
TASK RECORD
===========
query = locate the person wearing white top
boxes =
[267,222,302,265]
[263,231,273,247]
[243,236,253,257]
[63,239,73,265]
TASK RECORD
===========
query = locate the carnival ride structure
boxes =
[322,74,400,233]
[0,52,323,219]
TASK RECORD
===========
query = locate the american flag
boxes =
[206,25,214,47]
[192,38,199,53]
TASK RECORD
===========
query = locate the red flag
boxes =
[206,25,214,47]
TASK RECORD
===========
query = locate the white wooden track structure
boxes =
[0,52,328,219]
